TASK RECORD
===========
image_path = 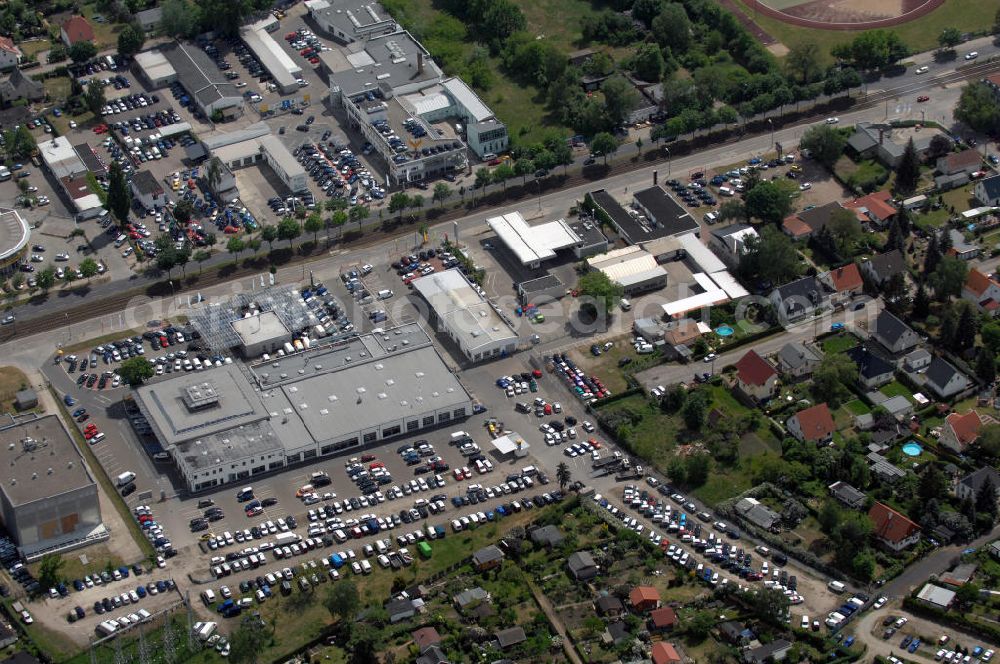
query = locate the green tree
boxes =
[818,500,842,533]
[684,454,710,487]
[978,346,997,384]
[513,157,534,186]
[228,619,269,664]
[745,181,792,225]
[827,207,863,256]
[388,192,410,220]
[349,205,369,230]
[117,23,145,58]
[493,163,515,190]
[938,27,963,49]
[118,357,154,386]
[930,256,968,300]
[68,41,97,63]
[304,213,323,243]
[478,0,526,44]
[746,587,790,626]
[799,124,847,169]
[651,3,691,52]
[79,258,99,280]
[737,226,801,286]
[631,43,665,82]
[632,0,666,27]
[175,247,191,275]
[324,580,359,622]
[330,210,348,239]
[786,42,822,84]
[277,217,301,247]
[3,125,35,160]
[433,182,452,207]
[226,236,245,259]
[556,462,571,491]
[85,81,106,117]
[38,554,64,590]
[260,225,277,250]
[576,269,623,318]
[601,75,637,127]
[193,249,211,273]
[954,82,1000,136]
[919,465,948,502]
[161,0,197,37]
[912,283,930,319]
[812,353,855,408]
[895,138,921,195]
[955,582,981,609]
[590,132,619,165]
[172,200,194,224]
[682,392,707,431]
[107,162,131,225]
[831,29,908,70]
[474,168,492,191]
[852,549,876,582]
[36,266,55,291]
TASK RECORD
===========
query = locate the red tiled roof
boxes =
[946,410,984,449]
[942,149,983,174]
[782,215,811,238]
[844,190,896,222]
[965,269,998,297]
[735,349,777,387]
[0,37,18,55]
[650,606,678,628]
[629,585,660,608]
[792,403,835,441]
[652,642,682,664]
[60,175,94,200]
[868,502,919,544]
[827,264,863,292]
[411,626,441,650]
[62,16,95,44]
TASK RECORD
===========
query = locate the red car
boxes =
[309,57,320,65]
[93,124,108,134]
[531,369,542,378]
[84,429,98,440]
[917,95,930,102]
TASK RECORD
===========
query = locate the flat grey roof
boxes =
[231,310,290,346]
[411,269,518,352]
[569,219,608,249]
[0,415,95,506]
[332,30,440,97]
[176,420,284,470]
[134,364,271,446]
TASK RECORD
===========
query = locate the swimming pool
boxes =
[901,441,923,457]
[716,325,734,337]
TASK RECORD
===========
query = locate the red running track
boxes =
[741,0,945,31]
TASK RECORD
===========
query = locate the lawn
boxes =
[0,366,30,413]
[733,0,1000,63]
[844,399,870,416]
[27,543,123,583]
[79,3,122,50]
[41,77,71,106]
[880,380,915,403]
[596,393,682,470]
[693,467,754,505]
[821,333,857,354]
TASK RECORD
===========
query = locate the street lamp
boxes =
[768,118,775,153]
[664,147,671,176]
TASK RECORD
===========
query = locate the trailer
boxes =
[275,532,300,546]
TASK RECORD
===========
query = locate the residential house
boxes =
[604,620,631,645]
[974,173,1000,207]
[652,642,683,664]
[744,639,793,664]
[941,410,990,454]
[60,16,95,47]
[955,467,1000,502]
[415,646,448,664]
[902,348,932,372]
[649,606,678,632]
[769,276,828,323]
[947,228,981,261]
[819,263,864,304]
[939,563,978,587]
[472,545,504,572]
[989,540,1000,560]
[135,6,163,32]
[567,551,599,581]
[735,497,782,530]
[386,597,419,623]
[787,403,835,445]
[924,357,971,399]
[412,627,442,651]
[0,37,20,72]
[781,201,845,240]
[710,224,758,266]
[847,122,950,168]
[846,346,895,388]
[0,68,44,106]
[861,250,906,288]
[734,350,779,401]
[963,269,1000,316]
[843,190,896,229]
[829,481,866,510]
[494,626,526,650]
[776,341,823,380]
[629,585,660,612]
[595,595,625,618]
[530,525,564,548]
[130,170,166,210]
[935,149,983,190]
[871,310,920,354]
[869,501,921,551]
[718,620,752,645]
[453,587,489,611]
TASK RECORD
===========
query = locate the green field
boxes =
[821,333,858,354]
[880,380,915,402]
[736,0,1000,63]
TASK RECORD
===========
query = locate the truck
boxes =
[417,541,432,559]
[275,532,300,546]
[194,621,217,641]
[592,456,622,470]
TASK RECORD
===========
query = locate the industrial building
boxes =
[305,0,397,44]
[0,415,105,561]
[486,212,583,268]
[240,17,303,94]
[411,268,519,363]
[517,274,564,305]
[632,186,700,239]
[37,137,104,219]
[202,123,308,193]
[159,42,244,119]
[130,170,167,211]
[231,311,292,358]
[0,209,29,276]
[133,323,473,491]
[133,49,177,88]
[660,233,748,319]
[587,246,668,295]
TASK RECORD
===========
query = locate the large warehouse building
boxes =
[587,246,668,296]
[411,268,519,363]
[203,123,308,193]
[159,42,243,119]
[133,324,473,491]
[240,18,302,94]
[0,415,105,560]
[305,0,397,44]
[0,209,29,276]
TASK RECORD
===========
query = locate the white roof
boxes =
[240,24,302,88]
[0,209,29,263]
[486,212,580,265]
[662,289,728,318]
[916,583,955,608]
[491,433,529,455]
[441,77,492,122]
[304,0,330,9]
[411,269,518,352]
[708,271,749,299]
[962,206,997,219]
[135,49,176,81]
[587,246,662,283]
[346,50,375,68]
[677,232,725,273]
[209,129,304,183]
[72,194,104,213]
[403,91,450,116]
[38,136,83,179]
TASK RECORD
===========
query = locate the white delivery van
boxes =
[719,186,735,197]
[827,580,846,593]
[377,289,394,300]
[200,589,216,605]
[619,298,631,311]
[450,431,470,443]
[116,471,136,487]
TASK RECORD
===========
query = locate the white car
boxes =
[915,65,929,74]
[825,117,839,124]
[703,353,717,363]
[69,120,78,128]
[799,182,811,191]
[965,51,979,60]
[873,596,887,609]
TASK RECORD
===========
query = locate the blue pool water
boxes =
[716,325,735,337]
[901,441,923,457]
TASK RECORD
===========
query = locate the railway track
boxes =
[5,58,1000,345]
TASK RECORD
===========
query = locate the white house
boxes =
[974,174,1000,207]
[0,37,21,71]
[733,349,778,402]
[787,403,835,445]
[924,357,971,399]
[130,171,166,211]
[871,310,920,355]
[963,268,1000,317]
